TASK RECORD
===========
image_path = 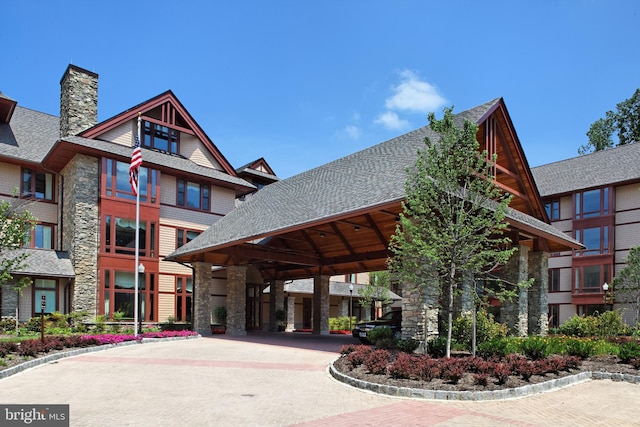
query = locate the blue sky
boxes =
[2,1,639,178]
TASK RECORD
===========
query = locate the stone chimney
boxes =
[60,64,98,138]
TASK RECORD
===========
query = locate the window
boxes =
[575,188,609,219]
[177,179,210,211]
[574,264,610,294]
[345,274,356,283]
[143,121,179,154]
[548,269,560,292]
[34,279,57,314]
[105,216,156,257]
[22,169,54,200]
[176,229,201,248]
[103,270,155,321]
[545,199,560,221]
[548,304,559,329]
[176,277,193,322]
[104,159,158,203]
[26,224,54,249]
[575,226,609,256]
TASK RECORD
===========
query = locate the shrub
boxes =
[329,316,355,331]
[0,341,18,357]
[17,339,46,357]
[520,337,549,360]
[0,317,17,333]
[565,337,597,359]
[564,355,582,371]
[596,310,627,337]
[396,338,420,353]
[339,344,357,355]
[557,315,598,337]
[414,356,440,382]
[473,373,489,386]
[48,312,68,328]
[477,338,509,359]
[346,345,371,368]
[440,359,465,384]
[368,326,397,349]
[387,352,416,379]
[493,363,511,385]
[362,349,390,375]
[619,341,640,364]
[24,317,44,333]
[426,337,447,358]
[451,309,508,351]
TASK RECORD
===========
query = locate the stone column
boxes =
[192,262,212,336]
[341,299,349,317]
[268,280,285,331]
[227,265,247,336]
[61,154,99,317]
[286,296,296,332]
[401,275,440,350]
[460,272,475,314]
[312,275,330,335]
[501,245,530,337]
[528,251,550,336]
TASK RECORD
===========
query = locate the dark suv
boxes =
[352,310,402,343]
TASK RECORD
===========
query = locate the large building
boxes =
[0,65,381,329]
[532,144,640,327]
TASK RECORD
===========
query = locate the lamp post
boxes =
[602,281,613,311]
[137,263,145,335]
[348,284,354,331]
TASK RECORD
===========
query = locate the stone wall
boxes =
[401,277,440,347]
[61,154,99,316]
[312,275,330,334]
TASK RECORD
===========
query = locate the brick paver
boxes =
[0,333,639,426]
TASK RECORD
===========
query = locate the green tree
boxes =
[389,107,517,357]
[614,246,640,324]
[358,271,392,316]
[0,196,37,292]
[580,88,640,154]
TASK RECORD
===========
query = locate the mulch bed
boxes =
[332,353,640,392]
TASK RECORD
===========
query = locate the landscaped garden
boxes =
[0,311,198,373]
[332,310,640,392]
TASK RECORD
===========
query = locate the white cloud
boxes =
[344,124,361,139]
[374,111,410,130]
[384,70,446,113]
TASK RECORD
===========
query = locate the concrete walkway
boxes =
[0,333,639,426]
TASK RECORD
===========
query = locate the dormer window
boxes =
[143,121,179,154]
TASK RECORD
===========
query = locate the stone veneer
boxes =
[61,154,99,316]
[500,245,530,337]
[528,251,549,335]
[192,262,213,335]
[226,265,248,336]
[268,280,284,331]
[312,275,330,334]
[60,65,98,138]
[401,275,440,347]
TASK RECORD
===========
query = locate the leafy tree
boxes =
[614,246,640,324]
[0,196,37,292]
[358,271,392,315]
[580,88,640,154]
[389,107,517,357]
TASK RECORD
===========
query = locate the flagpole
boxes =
[134,114,141,337]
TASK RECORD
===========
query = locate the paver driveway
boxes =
[0,333,639,426]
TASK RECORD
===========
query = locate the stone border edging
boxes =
[0,335,200,380]
[329,360,640,401]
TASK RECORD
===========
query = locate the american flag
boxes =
[129,119,143,195]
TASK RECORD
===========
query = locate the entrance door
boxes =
[302,298,312,329]
[246,284,262,330]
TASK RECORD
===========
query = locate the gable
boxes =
[476,100,547,222]
[79,91,237,176]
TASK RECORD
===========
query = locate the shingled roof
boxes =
[168,98,579,262]
[0,106,59,164]
[0,249,75,278]
[531,142,640,197]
